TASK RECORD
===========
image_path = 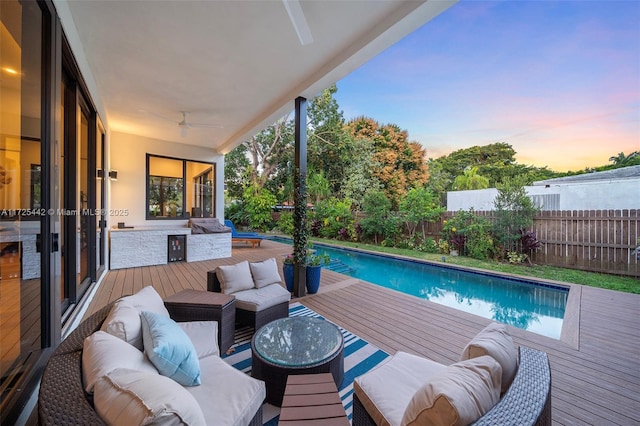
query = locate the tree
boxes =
[452,166,490,190]
[340,137,381,209]
[224,143,251,201]
[429,142,559,190]
[307,170,331,205]
[609,151,640,167]
[346,117,428,208]
[224,116,294,203]
[307,84,351,194]
[493,176,539,255]
[359,190,392,244]
[399,187,444,240]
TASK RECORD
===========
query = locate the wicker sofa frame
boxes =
[207,270,289,331]
[352,346,551,426]
[38,302,263,426]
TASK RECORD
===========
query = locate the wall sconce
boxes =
[108,170,118,181]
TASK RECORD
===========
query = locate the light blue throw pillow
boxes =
[140,311,201,386]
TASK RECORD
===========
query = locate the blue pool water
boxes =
[273,238,568,339]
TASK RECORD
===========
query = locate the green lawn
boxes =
[309,237,640,294]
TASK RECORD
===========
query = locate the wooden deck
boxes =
[85,239,640,425]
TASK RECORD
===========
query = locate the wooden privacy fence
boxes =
[437,210,639,278]
[529,210,639,278]
[272,209,639,277]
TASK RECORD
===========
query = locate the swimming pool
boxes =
[272,238,568,339]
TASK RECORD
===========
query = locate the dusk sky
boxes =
[335,1,640,172]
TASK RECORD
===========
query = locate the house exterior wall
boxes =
[447,179,640,212]
[110,131,225,226]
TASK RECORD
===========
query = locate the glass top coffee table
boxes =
[251,317,344,406]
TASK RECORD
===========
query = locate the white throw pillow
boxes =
[82,331,158,394]
[249,258,282,288]
[94,368,206,426]
[178,321,220,358]
[101,286,170,350]
[460,322,518,393]
[215,261,254,294]
[401,355,502,426]
[117,286,170,316]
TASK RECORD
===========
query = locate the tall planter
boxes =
[283,263,294,292]
[305,265,322,294]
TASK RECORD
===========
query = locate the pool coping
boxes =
[300,239,581,349]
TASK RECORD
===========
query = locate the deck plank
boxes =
[84,239,640,425]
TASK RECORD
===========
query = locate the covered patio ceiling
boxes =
[54,0,455,153]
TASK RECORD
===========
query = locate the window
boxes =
[146,154,215,219]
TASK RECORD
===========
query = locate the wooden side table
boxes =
[278,373,349,425]
[164,289,235,354]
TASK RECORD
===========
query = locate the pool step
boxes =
[324,258,355,275]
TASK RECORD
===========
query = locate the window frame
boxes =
[145,153,216,220]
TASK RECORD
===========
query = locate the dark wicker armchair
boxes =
[38,303,263,426]
[352,346,551,426]
[207,269,289,330]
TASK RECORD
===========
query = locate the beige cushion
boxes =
[460,322,518,392]
[101,286,170,350]
[216,261,254,294]
[178,321,220,358]
[187,354,266,426]
[94,368,207,426]
[249,258,282,288]
[233,283,291,312]
[82,331,158,394]
[354,351,448,426]
[401,355,502,426]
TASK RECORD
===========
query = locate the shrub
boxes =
[360,191,392,244]
[277,212,294,236]
[442,209,494,259]
[313,197,354,239]
[242,186,277,231]
[417,237,439,253]
[507,251,528,264]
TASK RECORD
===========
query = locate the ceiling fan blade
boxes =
[283,0,313,46]
[190,123,224,129]
[180,125,188,138]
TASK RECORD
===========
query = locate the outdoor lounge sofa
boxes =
[208,258,290,330]
[352,323,551,426]
[38,286,265,426]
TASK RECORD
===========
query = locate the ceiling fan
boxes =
[144,110,223,137]
[176,111,224,137]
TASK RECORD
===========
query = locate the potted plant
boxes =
[282,248,330,294]
[282,254,295,292]
[305,249,330,294]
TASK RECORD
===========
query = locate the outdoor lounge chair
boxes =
[207,259,290,331]
[352,323,551,426]
[224,219,265,248]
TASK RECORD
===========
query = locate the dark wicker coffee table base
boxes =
[251,341,344,407]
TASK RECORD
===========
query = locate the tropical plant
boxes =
[312,197,354,239]
[399,186,444,240]
[242,185,277,231]
[359,190,392,244]
[277,211,294,236]
[493,176,539,255]
[442,209,494,259]
[452,166,490,190]
[307,170,331,205]
[283,248,329,267]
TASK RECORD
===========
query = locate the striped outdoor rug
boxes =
[222,302,390,425]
